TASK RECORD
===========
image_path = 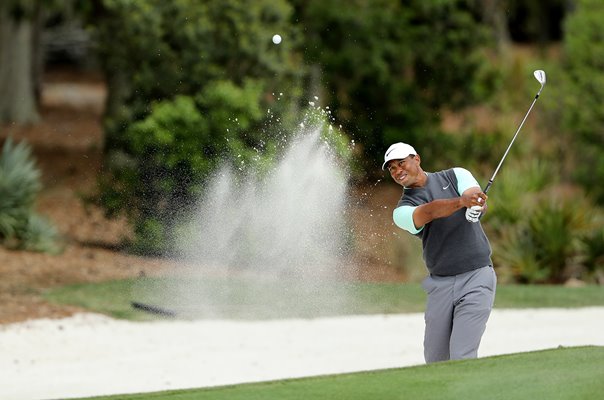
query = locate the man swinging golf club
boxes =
[383,143,496,363]
[384,70,546,363]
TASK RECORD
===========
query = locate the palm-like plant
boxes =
[0,138,60,253]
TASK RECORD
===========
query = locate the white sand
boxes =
[2,307,603,400]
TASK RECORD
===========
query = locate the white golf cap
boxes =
[382,142,417,170]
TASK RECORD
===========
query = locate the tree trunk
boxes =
[481,0,511,56]
[0,7,38,124]
[32,1,45,108]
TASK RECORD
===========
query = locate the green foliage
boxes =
[101,82,273,253]
[0,139,60,253]
[464,57,604,284]
[482,159,551,226]
[101,80,358,254]
[91,0,306,254]
[87,0,603,272]
[293,0,494,168]
[19,213,62,253]
[582,227,604,280]
[92,0,302,145]
[562,0,604,203]
[489,189,598,284]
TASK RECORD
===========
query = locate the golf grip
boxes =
[483,180,493,194]
[465,180,492,222]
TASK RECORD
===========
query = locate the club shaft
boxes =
[484,93,541,194]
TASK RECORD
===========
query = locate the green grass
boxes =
[494,284,604,308]
[78,346,604,400]
[43,276,604,321]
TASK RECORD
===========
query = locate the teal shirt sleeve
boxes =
[393,206,422,234]
[453,167,481,194]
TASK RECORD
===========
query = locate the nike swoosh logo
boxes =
[386,148,395,157]
[443,184,450,190]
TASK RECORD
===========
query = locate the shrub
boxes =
[562,0,604,203]
[101,84,265,254]
[100,82,354,255]
[482,158,551,226]
[0,138,60,253]
[490,189,597,284]
[582,228,604,283]
[91,0,305,254]
[295,0,495,170]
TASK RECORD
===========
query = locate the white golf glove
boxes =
[465,205,483,223]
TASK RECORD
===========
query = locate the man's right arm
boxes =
[393,197,467,233]
[395,190,482,233]
[394,169,487,233]
[411,197,467,229]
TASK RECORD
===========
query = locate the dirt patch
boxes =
[0,68,404,325]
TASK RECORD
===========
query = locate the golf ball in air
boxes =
[272,34,282,44]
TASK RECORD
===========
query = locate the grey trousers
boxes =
[421,265,497,363]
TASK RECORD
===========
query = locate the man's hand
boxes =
[466,205,483,223]
[462,189,487,223]
[461,189,487,208]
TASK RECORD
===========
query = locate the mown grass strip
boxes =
[80,346,604,400]
[43,277,604,321]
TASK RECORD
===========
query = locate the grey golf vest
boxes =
[397,169,492,276]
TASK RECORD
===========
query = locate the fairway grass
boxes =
[80,346,604,400]
[43,276,604,320]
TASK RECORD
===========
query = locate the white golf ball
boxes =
[272,34,282,45]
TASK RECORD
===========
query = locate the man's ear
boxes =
[415,154,421,165]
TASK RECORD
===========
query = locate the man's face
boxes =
[387,155,422,187]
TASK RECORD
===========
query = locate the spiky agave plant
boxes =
[0,138,60,253]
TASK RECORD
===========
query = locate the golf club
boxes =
[466,69,547,223]
[131,301,177,317]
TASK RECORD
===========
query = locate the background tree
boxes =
[0,0,86,124]
[0,0,599,281]
[86,0,308,254]
[561,0,604,204]
[0,0,40,124]
[505,0,567,45]
[481,0,511,54]
[292,0,494,171]
[86,0,499,253]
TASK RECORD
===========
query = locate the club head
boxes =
[534,70,546,87]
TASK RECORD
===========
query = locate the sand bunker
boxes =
[2,307,604,400]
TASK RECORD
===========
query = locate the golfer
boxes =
[383,142,496,363]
